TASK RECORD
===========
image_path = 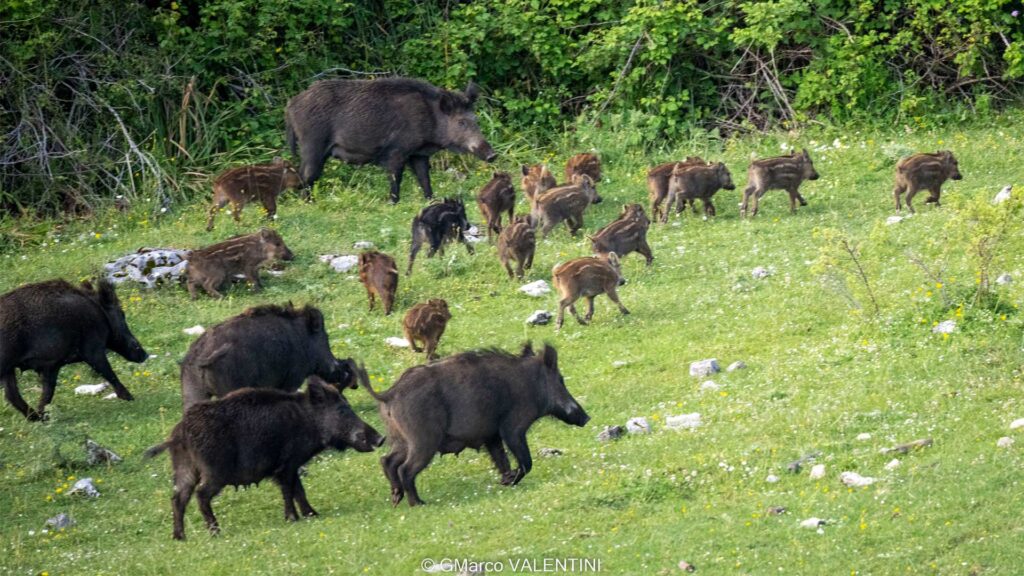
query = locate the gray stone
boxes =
[45,513,75,530]
[597,425,625,442]
[525,310,552,325]
[689,359,720,377]
[85,439,121,466]
[727,361,747,372]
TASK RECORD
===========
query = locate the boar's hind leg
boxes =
[904,187,920,214]
[893,184,906,211]
[381,447,406,506]
[195,479,225,535]
[486,437,516,486]
[408,156,434,200]
[35,368,59,417]
[2,371,38,420]
[172,467,197,540]
[397,440,438,506]
[500,429,532,485]
[85,352,134,401]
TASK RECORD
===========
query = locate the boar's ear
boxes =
[306,308,325,334]
[307,377,331,404]
[520,342,535,357]
[542,343,558,370]
[521,164,530,176]
[801,148,811,158]
[465,82,480,105]
[272,156,283,165]
[96,278,119,308]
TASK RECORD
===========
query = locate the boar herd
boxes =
[1,75,967,541]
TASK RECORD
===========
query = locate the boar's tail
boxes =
[143,441,171,459]
[356,367,389,403]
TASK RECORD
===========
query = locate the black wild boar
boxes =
[145,378,384,540]
[407,198,475,275]
[402,299,451,360]
[179,303,354,409]
[206,157,303,231]
[476,171,515,237]
[0,279,147,420]
[359,251,399,315]
[590,204,653,264]
[666,161,735,220]
[497,214,536,279]
[564,153,602,184]
[285,77,496,203]
[531,175,602,238]
[741,149,820,217]
[186,228,294,299]
[521,164,556,201]
[552,253,629,329]
[647,157,706,223]
[893,150,963,213]
[360,343,589,506]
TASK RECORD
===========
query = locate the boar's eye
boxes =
[458,119,468,129]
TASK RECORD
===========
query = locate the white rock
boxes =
[385,337,410,348]
[353,241,374,250]
[463,226,486,243]
[800,517,826,529]
[525,310,552,325]
[689,359,720,377]
[182,325,205,336]
[726,361,747,372]
[103,393,118,400]
[856,432,872,441]
[751,266,770,279]
[327,255,359,273]
[1010,418,1024,430]
[766,474,780,483]
[699,380,720,392]
[611,360,628,368]
[266,270,285,277]
[74,382,109,396]
[317,254,337,263]
[885,215,904,226]
[884,459,901,471]
[67,478,100,498]
[996,273,1013,286]
[997,436,1014,448]
[932,320,956,334]
[840,471,876,487]
[665,413,701,430]
[809,464,826,480]
[45,513,74,530]
[626,417,651,434]
[675,246,686,256]
[519,280,551,297]
[993,185,1012,204]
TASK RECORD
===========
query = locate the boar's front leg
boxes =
[171,464,198,541]
[500,428,532,485]
[637,239,654,266]
[605,284,631,317]
[485,437,516,486]
[458,229,475,255]
[277,470,317,520]
[244,265,263,292]
[2,370,39,421]
[386,155,406,204]
[85,351,134,401]
[407,155,434,200]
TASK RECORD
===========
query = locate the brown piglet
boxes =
[590,204,653,265]
[666,161,735,220]
[476,172,515,237]
[359,251,399,315]
[552,253,629,329]
[531,174,602,238]
[521,164,557,201]
[206,158,302,231]
[647,157,706,223]
[565,153,601,184]
[186,229,294,299]
[893,151,962,213]
[497,214,536,279]
[741,149,820,217]
[402,299,451,360]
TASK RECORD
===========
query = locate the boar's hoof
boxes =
[26,409,45,422]
[115,389,134,401]
[500,472,518,486]
[303,509,319,518]
[390,489,404,507]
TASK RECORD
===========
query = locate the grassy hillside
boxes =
[2,117,1024,575]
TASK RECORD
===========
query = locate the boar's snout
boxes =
[474,142,497,163]
[281,246,295,261]
[951,168,963,180]
[350,425,385,452]
[123,338,148,363]
[617,276,627,287]
[566,402,590,427]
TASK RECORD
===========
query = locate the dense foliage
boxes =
[2,0,1022,213]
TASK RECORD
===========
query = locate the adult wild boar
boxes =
[1,279,147,420]
[497,214,536,280]
[206,157,302,231]
[407,198,475,275]
[552,253,629,329]
[590,204,653,264]
[666,161,735,219]
[285,77,496,203]
[476,171,515,237]
[361,343,589,506]
[741,149,819,217]
[179,303,354,409]
[146,378,384,540]
[359,251,399,315]
[647,157,706,223]
[893,151,962,213]
[531,175,602,238]
[186,228,294,299]
[520,164,556,201]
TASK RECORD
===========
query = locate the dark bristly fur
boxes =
[360,343,589,507]
[893,150,963,213]
[186,228,294,299]
[402,299,451,360]
[531,175,602,238]
[741,149,820,217]
[476,171,515,238]
[647,157,706,223]
[666,161,735,220]
[407,198,475,275]
[590,204,653,264]
[564,153,601,184]
[520,164,556,201]
[206,157,302,230]
[0,279,147,420]
[497,214,536,279]
[359,251,399,315]
[551,253,630,329]
[285,77,496,203]
[145,380,383,540]
[179,302,353,409]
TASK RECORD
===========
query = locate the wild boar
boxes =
[666,161,735,220]
[565,153,601,184]
[531,175,602,238]
[893,150,963,213]
[647,157,706,223]
[402,299,451,360]
[552,253,629,329]
[145,379,384,540]
[186,228,294,299]
[360,343,589,506]
[520,164,556,201]
[497,214,536,279]
[285,77,496,203]
[205,157,302,231]
[590,204,653,264]
[741,149,820,217]
[476,171,515,237]
[179,303,355,409]
[407,198,475,275]
[0,279,147,420]
[359,251,399,315]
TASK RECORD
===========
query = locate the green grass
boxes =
[3,116,1024,575]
